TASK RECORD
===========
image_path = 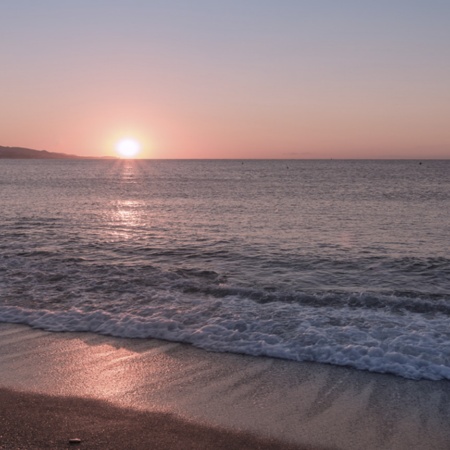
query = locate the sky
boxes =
[0,1,449,159]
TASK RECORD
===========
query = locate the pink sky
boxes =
[1,1,449,159]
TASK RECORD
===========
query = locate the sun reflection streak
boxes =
[101,160,149,240]
[107,200,145,240]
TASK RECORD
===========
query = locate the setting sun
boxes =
[115,138,141,158]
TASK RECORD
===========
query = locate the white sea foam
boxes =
[1,293,449,381]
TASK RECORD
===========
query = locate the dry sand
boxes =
[0,323,449,450]
[0,388,310,449]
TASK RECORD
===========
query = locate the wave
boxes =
[1,245,450,383]
[1,290,449,381]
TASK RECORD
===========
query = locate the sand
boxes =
[0,323,449,449]
[0,388,309,449]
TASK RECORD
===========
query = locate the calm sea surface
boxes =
[1,159,449,380]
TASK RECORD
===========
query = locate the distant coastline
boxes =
[0,145,116,159]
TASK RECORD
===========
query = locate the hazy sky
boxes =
[1,1,449,158]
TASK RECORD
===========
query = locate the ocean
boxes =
[1,159,449,380]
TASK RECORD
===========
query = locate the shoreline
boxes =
[0,323,449,449]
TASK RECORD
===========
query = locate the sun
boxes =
[115,138,141,158]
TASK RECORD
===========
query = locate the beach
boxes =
[0,388,304,450]
[0,323,449,450]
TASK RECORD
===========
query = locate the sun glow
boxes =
[115,138,141,158]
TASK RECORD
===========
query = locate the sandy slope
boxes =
[0,323,448,450]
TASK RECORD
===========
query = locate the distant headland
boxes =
[0,146,116,159]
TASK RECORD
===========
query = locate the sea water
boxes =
[0,159,449,380]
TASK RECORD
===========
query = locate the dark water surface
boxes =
[1,159,449,379]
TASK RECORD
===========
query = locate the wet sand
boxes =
[0,323,449,449]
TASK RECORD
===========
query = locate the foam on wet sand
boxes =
[0,323,449,449]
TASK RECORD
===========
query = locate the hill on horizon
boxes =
[0,146,115,159]
[0,145,84,159]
